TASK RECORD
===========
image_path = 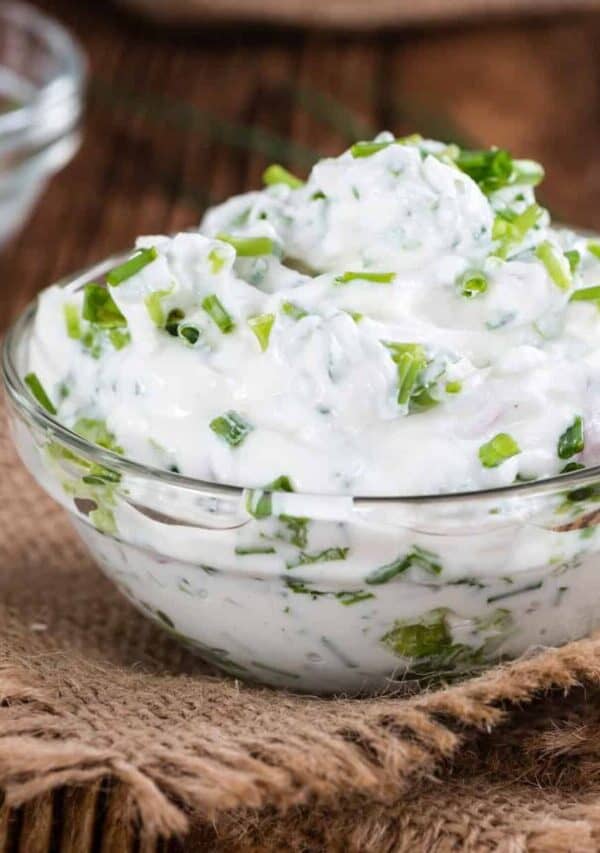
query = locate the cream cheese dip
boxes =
[13,133,600,693]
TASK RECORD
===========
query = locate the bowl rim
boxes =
[0,1,86,145]
[4,248,600,508]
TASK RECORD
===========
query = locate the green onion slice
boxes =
[263,164,304,189]
[282,301,308,320]
[64,304,82,340]
[178,324,200,345]
[202,294,235,333]
[73,418,123,454]
[479,433,521,468]
[570,285,600,302]
[335,271,395,285]
[535,241,572,291]
[83,284,127,328]
[107,247,158,286]
[210,411,253,447]
[558,416,584,460]
[564,249,581,273]
[458,270,488,298]
[216,234,274,257]
[144,288,172,327]
[24,372,56,415]
[248,313,275,351]
[386,343,427,406]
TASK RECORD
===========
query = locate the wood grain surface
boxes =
[3,2,600,850]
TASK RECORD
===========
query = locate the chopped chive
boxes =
[492,203,542,257]
[64,303,81,339]
[381,610,452,660]
[210,411,253,447]
[347,311,363,323]
[108,329,131,350]
[351,140,393,158]
[216,233,274,257]
[561,461,585,473]
[281,301,308,320]
[385,343,427,406]
[208,247,226,274]
[202,294,236,333]
[535,241,572,291]
[366,545,442,585]
[570,285,600,302]
[479,433,521,468]
[511,158,545,187]
[337,590,375,606]
[82,284,127,328]
[558,416,584,460]
[588,241,600,260]
[144,288,172,327]
[107,247,158,286]
[245,475,294,519]
[263,164,304,189]
[564,249,581,273]
[287,547,349,569]
[445,380,462,394]
[248,313,275,351]
[73,418,123,454]
[455,148,513,193]
[178,324,200,345]
[235,545,276,556]
[458,270,487,298]
[335,271,395,285]
[166,308,184,336]
[24,372,56,415]
[311,190,327,201]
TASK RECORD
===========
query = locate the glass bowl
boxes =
[0,2,85,248]
[5,253,600,695]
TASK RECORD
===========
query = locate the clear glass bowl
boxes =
[5,254,600,695]
[0,2,85,248]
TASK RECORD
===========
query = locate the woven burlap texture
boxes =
[5,407,600,851]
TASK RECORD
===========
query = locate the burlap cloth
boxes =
[4,401,600,852]
[117,0,600,29]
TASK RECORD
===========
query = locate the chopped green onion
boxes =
[287,547,349,569]
[144,288,172,327]
[216,234,274,256]
[263,164,304,189]
[565,249,581,273]
[347,311,363,324]
[445,380,462,394]
[235,545,276,556]
[208,248,227,274]
[245,475,294,519]
[587,241,600,259]
[535,241,572,291]
[178,324,200,345]
[479,433,521,468]
[458,270,487,298]
[511,159,544,186]
[73,418,123,454]
[248,313,275,351]
[455,148,513,193]
[108,329,131,350]
[210,411,253,447]
[492,203,542,257]
[561,461,585,473]
[202,294,236,333]
[107,247,158,286]
[385,343,427,406]
[82,284,127,328]
[366,545,442,585]
[381,610,452,660]
[64,304,81,339]
[282,301,308,320]
[558,416,584,460]
[351,140,393,158]
[165,308,184,336]
[337,590,375,606]
[335,271,395,285]
[570,285,600,302]
[24,373,56,415]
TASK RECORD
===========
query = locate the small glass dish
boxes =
[5,253,600,695]
[0,2,85,248]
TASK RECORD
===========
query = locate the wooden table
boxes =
[3,1,600,849]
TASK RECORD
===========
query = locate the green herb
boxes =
[587,241,600,259]
[350,140,393,158]
[24,373,56,415]
[282,301,308,320]
[366,545,442,585]
[561,461,585,473]
[89,506,117,536]
[82,284,127,328]
[263,164,304,189]
[235,545,276,556]
[334,271,395,285]
[458,270,487,298]
[479,433,521,468]
[511,158,545,186]
[287,547,349,569]
[248,313,275,351]
[347,311,363,323]
[144,288,172,327]
[455,147,513,193]
[245,475,294,519]
[487,580,542,604]
[217,233,274,256]
[279,514,309,548]
[210,411,253,447]
[107,247,158,286]
[178,324,200,345]
[165,308,184,336]
[73,418,123,454]
[565,249,581,273]
[535,241,572,291]
[492,203,542,257]
[385,343,427,407]
[558,415,584,460]
[445,380,462,394]
[381,610,453,660]
[336,590,375,606]
[108,329,131,350]
[64,304,82,339]
[570,285,600,302]
[285,579,327,600]
[202,294,235,333]
[208,247,226,274]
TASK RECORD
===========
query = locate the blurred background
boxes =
[2,0,600,330]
